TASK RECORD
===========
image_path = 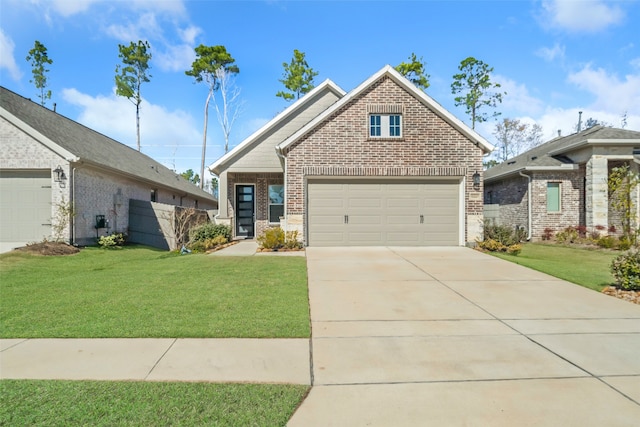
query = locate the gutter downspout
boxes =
[71,166,77,246]
[518,171,532,241]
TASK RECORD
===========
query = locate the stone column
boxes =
[586,155,608,230]
[216,170,230,224]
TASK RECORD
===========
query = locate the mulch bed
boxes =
[14,241,80,256]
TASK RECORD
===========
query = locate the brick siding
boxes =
[282,76,485,243]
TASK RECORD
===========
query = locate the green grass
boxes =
[490,243,618,291]
[0,246,310,338]
[0,380,308,426]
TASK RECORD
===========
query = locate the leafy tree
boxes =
[608,164,640,242]
[26,40,53,107]
[395,53,430,90]
[186,45,239,188]
[451,56,505,129]
[115,40,152,152]
[492,118,543,162]
[276,49,318,101]
[180,169,200,186]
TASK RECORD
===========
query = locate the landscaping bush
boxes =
[97,233,126,248]
[257,227,285,250]
[189,223,231,243]
[611,249,640,291]
[542,227,555,241]
[283,231,303,250]
[596,235,617,249]
[555,226,579,244]
[477,223,524,254]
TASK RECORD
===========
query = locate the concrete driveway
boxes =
[289,247,640,426]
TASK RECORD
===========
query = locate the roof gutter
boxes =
[518,171,532,241]
[485,164,579,183]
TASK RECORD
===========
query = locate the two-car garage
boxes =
[307,179,462,246]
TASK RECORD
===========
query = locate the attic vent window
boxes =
[507,161,516,165]
[531,156,537,160]
[369,114,402,138]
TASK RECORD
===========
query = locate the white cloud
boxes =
[155,43,196,72]
[49,0,101,17]
[540,0,624,33]
[105,12,162,43]
[493,74,545,116]
[61,87,203,170]
[535,42,565,62]
[0,28,22,81]
[631,58,640,70]
[567,64,640,115]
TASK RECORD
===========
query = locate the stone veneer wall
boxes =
[283,76,485,245]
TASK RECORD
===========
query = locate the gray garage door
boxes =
[0,170,52,243]
[307,179,460,246]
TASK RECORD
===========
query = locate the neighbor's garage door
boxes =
[0,170,52,243]
[307,179,460,246]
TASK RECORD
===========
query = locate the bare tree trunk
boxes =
[201,90,213,189]
[136,100,141,151]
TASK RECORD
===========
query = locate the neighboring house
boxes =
[211,65,494,247]
[484,126,640,240]
[0,86,217,250]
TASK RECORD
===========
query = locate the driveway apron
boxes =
[288,247,640,426]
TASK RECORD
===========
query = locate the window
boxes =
[547,182,560,212]
[268,184,284,223]
[369,114,402,138]
[150,189,157,202]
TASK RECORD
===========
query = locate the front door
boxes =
[235,185,255,238]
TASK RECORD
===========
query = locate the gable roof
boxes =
[209,79,346,175]
[485,125,640,182]
[1,86,216,203]
[277,65,495,155]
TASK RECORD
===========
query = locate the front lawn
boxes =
[0,380,308,426]
[0,246,309,338]
[490,243,618,291]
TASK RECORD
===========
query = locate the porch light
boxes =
[472,171,481,189]
[53,165,66,182]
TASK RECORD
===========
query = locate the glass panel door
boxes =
[235,185,255,238]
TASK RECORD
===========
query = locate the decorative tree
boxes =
[26,40,53,107]
[451,56,505,129]
[395,53,430,90]
[115,40,152,152]
[608,164,640,242]
[186,45,239,188]
[276,49,318,101]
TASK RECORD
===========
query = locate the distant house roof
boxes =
[484,125,640,182]
[209,79,346,175]
[1,86,216,203]
[277,65,495,155]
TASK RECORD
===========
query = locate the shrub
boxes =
[555,226,579,244]
[506,243,522,255]
[542,228,555,241]
[98,233,126,248]
[575,225,587,238]
[618,236,632,251]
[483,223,524,247]
[597,235,617,249]
[611,249,640,291]
[283,231,303,249]
[189,223,231,243]
[257,227,285,250]
[608,225,617,234]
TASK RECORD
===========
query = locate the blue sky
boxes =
[1,0,639,181]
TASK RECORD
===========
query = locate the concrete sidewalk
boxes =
[288,246,640,426]
[0,338,310,384]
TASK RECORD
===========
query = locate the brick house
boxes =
[0,86,217,250]
[483,126,640,240]
[211,65,494,246]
